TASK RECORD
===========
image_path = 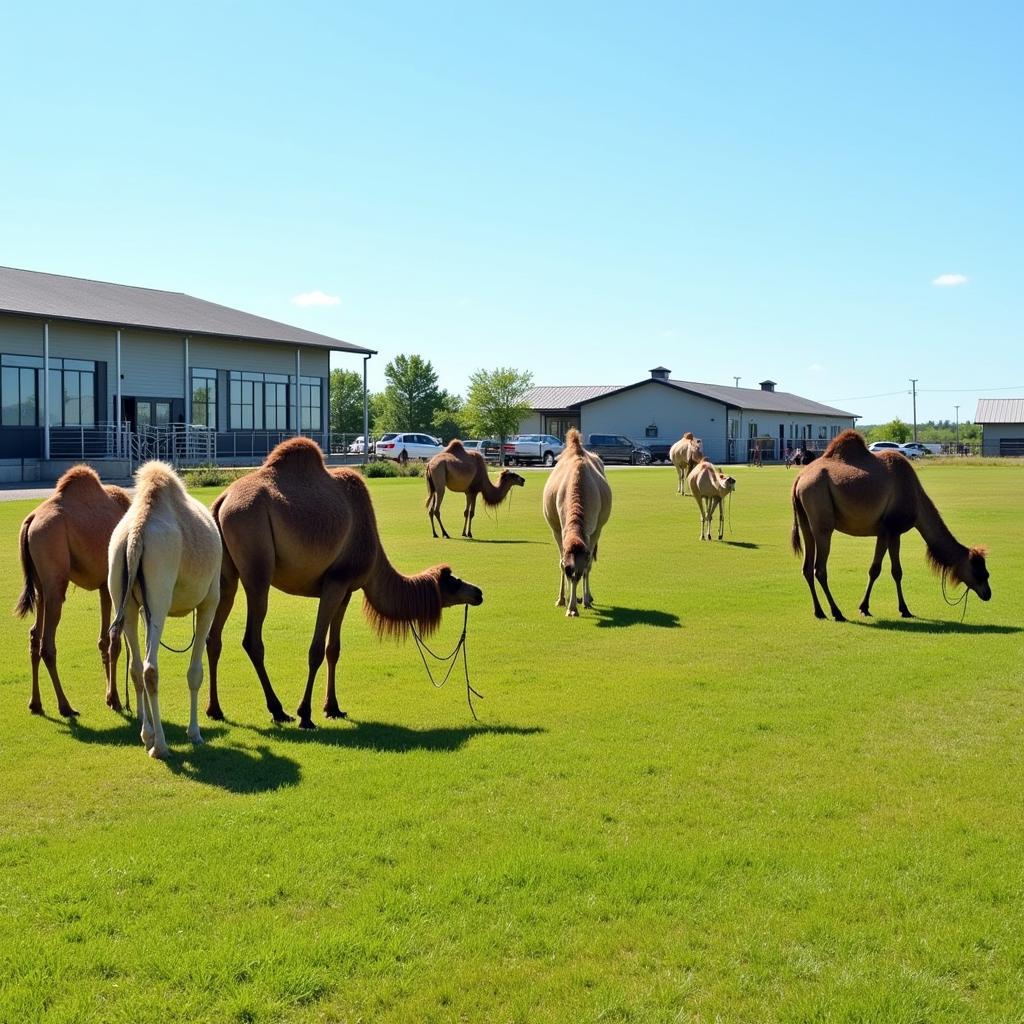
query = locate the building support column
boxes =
[43,323,50,460]
[116,329,123,457]
[295,348,302,435]
[183,336,190,462]
[362,353,371,465]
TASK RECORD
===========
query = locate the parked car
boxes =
[462,439,501,462]
[899,442,931,458]
[374,432,444,462]
[585,433,653,465]
[347,435,368,454]
[867,441,903,455]
[503,434,565,466]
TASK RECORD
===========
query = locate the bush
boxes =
[181,464,250,488]
[362,460,401,478]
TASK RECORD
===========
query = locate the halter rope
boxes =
[410,605,483,720]
[941,572,970,623]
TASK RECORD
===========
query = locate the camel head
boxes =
[437,566,484,608]
[499,469,527,489]
[950,546,992,601]
[561,538,591,584]
[719,474,737,494]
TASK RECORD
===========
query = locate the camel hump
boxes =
[823,429,868,459]
[683,431,694,441]
[134,460,186,497]
[565,428,584,452]
[54,464,103,494]
[445,439,466,453]
[264,436,326,473]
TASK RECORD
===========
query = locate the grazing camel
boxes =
[425,439,525,538]
[791,429,992,621]
[542,428,612,617]
[669,432,704,494]
[206,438,484,729]
[107,462,221,758]
[15,466,131,717]
[687,459,737,541]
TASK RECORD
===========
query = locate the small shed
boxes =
[975,399,1024,456]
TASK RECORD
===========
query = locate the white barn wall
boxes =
[980,423,1024,456]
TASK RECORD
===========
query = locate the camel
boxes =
[687,459,737,541]
[107,462,221,758]
[669,432,704,494]
[15,466,131,717]
[425,440,525,538]
[791,429,992,621]
[542,428,612,617]
[205,438,483,729]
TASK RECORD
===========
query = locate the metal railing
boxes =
[47,421,131,461]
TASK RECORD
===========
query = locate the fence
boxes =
[48,421,131,461]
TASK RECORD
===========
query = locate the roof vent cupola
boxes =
[759,379,777,392]
[649,366,671,381]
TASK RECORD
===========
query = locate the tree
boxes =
[376,354,442,433]
[328,369,366,435]
[865,417,912,443]
[463,367,534,461]
[431,391,468,442]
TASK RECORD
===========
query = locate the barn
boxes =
[975,399,1024,457]
[0,266,373,482]
[520,367,857,462]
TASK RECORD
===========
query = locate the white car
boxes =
[899,442,930,459]
[374,432,443,462]
[867,441,903,455]
[347,436,368,454]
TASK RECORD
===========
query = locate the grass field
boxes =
[1,462,1022,1024]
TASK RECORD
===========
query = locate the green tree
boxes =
[328,369,366,435]
[431,391,468,442]
[463,367,534,461]
[376,354,442,433]
[868,417,912,443]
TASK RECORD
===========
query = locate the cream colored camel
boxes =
[107,462,221,758]
[687,459,737,541]
[425,440,525,538]
[15,466,131,716]
[542,428,612,617]
[792,429,992,621]
[669,432,704,494]
[206,438,484,729]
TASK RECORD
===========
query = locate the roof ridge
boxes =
[0,265,188,297]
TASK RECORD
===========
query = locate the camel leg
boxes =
[431,482,450,539]
[141,576,174,758]
[464,492,479,539]
[121,600,148,746]
[27,604,44,715]
[888,534,913,618]
[795,501,827,619]
[296,582,350,729]
[676,466,684,495]
[38,585,79,717]
[691,493,704,541]
[205,557,238,721]
[582,567,594,609]
[240,579,293,724]
[812,529,846,622]
[323,593,352,719]
[858,535,888,617]
[566,574,580,617]
[187,580,220,744]
[100,587,121,712]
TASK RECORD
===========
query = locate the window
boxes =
[229,370,289,430]
[1,354,42,426]
[748,422,758,438]
[299,375,321,431]
[830,425,840,438]
[2,354,96,428]
[729,418,739,439]
[191,368,217,427]
[818,426,827,440]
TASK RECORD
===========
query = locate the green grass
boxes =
[1,463,1022,1023]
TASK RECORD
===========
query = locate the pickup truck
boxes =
[502,434,565,466]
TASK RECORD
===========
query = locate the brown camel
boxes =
[14,465,131,716]
[687,459,737,541]
[205,438,484,728]
[542,428,612,616]
[791,429,991,621]
[425,439,525,538]
[669,432,704,495]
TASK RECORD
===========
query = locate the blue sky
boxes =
[2,1,1020,423]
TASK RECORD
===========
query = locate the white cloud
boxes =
[932,273,968,287]
[292,289,341,307]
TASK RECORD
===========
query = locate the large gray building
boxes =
[0,266,373,480]
[975,399,1024,456]
[520,367,858,462]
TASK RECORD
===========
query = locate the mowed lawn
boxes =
[1,462,1022,1024]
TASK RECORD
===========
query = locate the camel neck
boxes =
[915,486,967,567]
[363,550,443,637]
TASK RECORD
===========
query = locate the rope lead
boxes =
[410,605,483,720]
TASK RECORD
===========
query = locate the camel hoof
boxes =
[555,598,566,607]
[148,745,170,760]
[298,718,317,730]
[566,608,579,618]
[900,610,914,619]
[859,608,872,617]
[323,707,348,720]
[814,610,827,620]
[206,704,225,721]
[59,705,80,718]
[28,703,44,716]
[833,614,847,623]
[188,732,205,745]
[271,710,295,724]
[106,694,123,712]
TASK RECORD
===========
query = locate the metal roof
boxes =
[975,398,1024,423]
[0,266,374,355]
[524,385,621,409]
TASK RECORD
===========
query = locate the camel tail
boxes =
[109,529,146,640]
[790,488,804,556]
[14,516,37,618]
[564,428,584,454]
[425,471,436,508]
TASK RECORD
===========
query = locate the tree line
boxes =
[860,418,982,444]
[329,355,533,444]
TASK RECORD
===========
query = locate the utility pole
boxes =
[954,404,960,449]
[909,379,918,441]
[733,376,740,388]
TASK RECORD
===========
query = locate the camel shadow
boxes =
[592,606,681,629]
[852,618,1022,636]
[723,541,759,550]
[467,538,543,545]
[63,717,300,793]
[249,719,545,753]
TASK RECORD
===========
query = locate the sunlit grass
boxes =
[1,462,1021,1023]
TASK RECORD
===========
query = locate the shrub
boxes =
[363,460,401,478]
[182,464,250,487]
